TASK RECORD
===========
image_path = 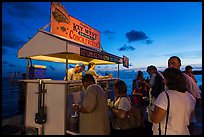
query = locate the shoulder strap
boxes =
[159,91,170,135]
[164,91,170,135]
[121,96,133,108]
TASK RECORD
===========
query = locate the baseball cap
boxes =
[76,62,85,71]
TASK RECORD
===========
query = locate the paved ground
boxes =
[2,100,202,135]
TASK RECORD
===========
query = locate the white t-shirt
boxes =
[149,72,164,87]
[112,96,131,129]
[114,96,131,112]
[152,90,196,135]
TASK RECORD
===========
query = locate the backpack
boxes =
[151,72,165,98]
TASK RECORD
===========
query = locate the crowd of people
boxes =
[67,56,201,135]
[132,56,201,135]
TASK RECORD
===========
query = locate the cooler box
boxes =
[28,65,46,79]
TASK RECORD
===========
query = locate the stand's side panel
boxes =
[25,82,42,134]
[44,83,67,135]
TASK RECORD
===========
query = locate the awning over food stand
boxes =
[18,29,123,65]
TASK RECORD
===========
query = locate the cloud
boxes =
[2,22,13,32]
[126,30,148,42]
[103,30,115,35]
[5,2,47,19]
[2,35,26,49]
[3,60,16,67]
[143,39,154,45]
[2,47,8,55]
[9,64,16,67]
[163,51,202,59]
[103,30,115,40]
[129,63,133,66]
[190,65,202,70]
[3,61,9,64]
[2,22,26,49]
[118,44,135,51]
[3,2,49,35]
[49,65,56,70]
[126,30,153,45]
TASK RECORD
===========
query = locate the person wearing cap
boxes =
[64,62,85,80]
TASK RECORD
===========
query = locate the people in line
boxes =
[143,65,165,133]
[64,62,85,80]
[148,68,196,135]
[168,56,200,99]
[72,74,110,135]
[168,56,201,124]
[132,70,149,97]
[68,57,200,135]
[146,65,165,105]
[109,80,140,135]
[184,65,197,83]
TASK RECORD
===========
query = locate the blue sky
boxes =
[2,2,202,78]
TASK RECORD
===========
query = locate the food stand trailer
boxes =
[17,2,129,135]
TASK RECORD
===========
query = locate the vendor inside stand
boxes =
[64,62,86,80]
[86,62,109,79]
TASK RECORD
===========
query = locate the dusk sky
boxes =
[2,2,202,78]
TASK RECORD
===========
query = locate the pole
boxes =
[65,42,69,81]
[65,53,68,81]
[26,59,29,79]
[117,64,120,78]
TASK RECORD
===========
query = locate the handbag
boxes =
[159,91,170,135]
[115,96,142,130]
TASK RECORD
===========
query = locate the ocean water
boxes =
[2,72,202,118]
[2,77,24,118]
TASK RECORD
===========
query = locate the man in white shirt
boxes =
[64,62,85,80]
[168,56,201,123]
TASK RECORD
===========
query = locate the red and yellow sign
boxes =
[51,2,101,49]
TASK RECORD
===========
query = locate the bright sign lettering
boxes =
[51,2,101,49]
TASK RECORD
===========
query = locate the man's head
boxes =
[82,74,96,89]
[168,56,181,69]
[185,65,193,73]
[146,65,157,75]
[74,62,85,73]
